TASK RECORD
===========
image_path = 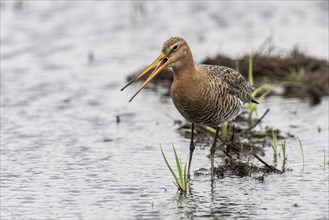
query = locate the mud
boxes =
[214,158,281,179]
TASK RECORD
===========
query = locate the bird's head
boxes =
[121,36,192,102]
[162,37,191,68]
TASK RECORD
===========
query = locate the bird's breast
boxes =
[171,75,242,126]
[171,78,213,124]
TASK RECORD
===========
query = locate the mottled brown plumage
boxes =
[122,36,257,180]
[172,65,254,126]
[166,37,254,127]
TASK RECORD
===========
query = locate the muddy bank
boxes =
[128,49,329,104]
[214,158,282,180]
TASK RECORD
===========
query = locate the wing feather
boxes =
[199,65,254,104]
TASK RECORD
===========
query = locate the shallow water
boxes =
[1,1,328,220]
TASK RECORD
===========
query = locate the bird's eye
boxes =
[172,45,179,51]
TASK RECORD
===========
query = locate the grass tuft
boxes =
[161,145,189,192]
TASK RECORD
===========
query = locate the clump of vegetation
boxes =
[161,145,189,192]
[214,158,281,180]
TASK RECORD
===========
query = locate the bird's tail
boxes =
[251,99,259,104]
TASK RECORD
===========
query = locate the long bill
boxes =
[121,53,169,102]
[121,53,166,91]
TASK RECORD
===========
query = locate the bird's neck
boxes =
[172,55,197,80]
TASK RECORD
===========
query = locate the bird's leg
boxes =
[210,126,220,180]
[187,123,195,180]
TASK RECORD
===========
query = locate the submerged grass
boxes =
[161,145,189,192]
[272,131,278,167]
[272,132,289,170]
[298,137,305,164]
[281,138,287,170]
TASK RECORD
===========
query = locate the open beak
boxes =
[121,53,169,102]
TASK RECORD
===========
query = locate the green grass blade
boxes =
[173,145,183,188]
[161,146,179,184]
[248,55,254,85]
[257,86,275,102]
[281,138,287,170]
[204,125,216,133]
[183,159,187,191]
[281,138,287,160]
[272,131,278,156]
[221,123,229,141]
[252,83,278,100]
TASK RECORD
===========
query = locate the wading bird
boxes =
[121,37,257,180]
